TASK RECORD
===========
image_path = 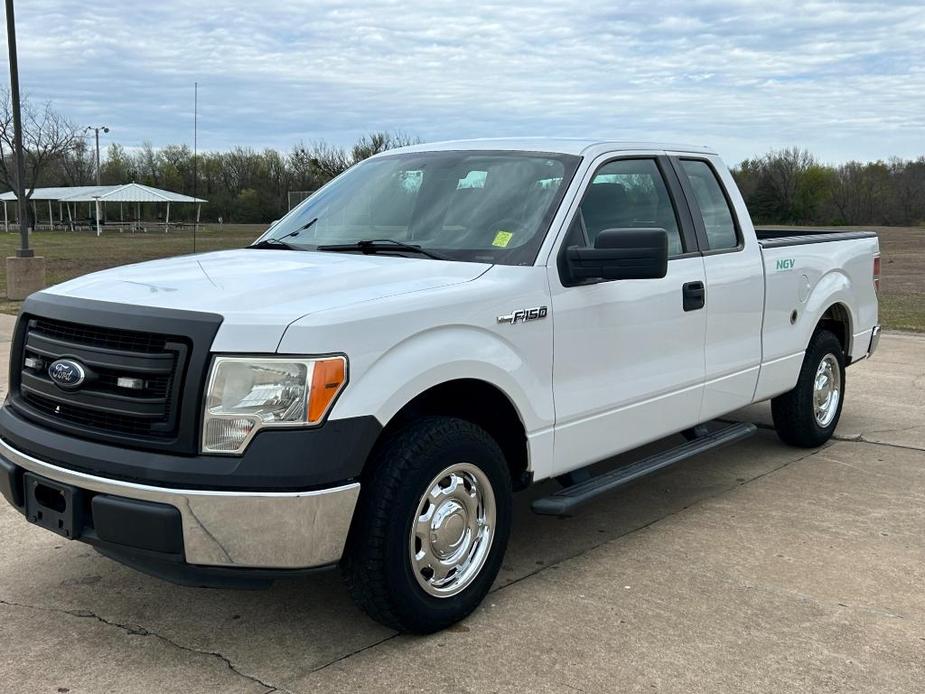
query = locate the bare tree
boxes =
[135,142,161,186]
[305,141,350,179]
[0,89,81,201]
[888,156,925,225]
[351,130,420,163]
[761,147,816,221]
[59,137,95,185]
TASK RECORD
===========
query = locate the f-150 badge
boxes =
[497,306,548,325]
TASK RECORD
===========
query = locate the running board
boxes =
[531,422,757,517]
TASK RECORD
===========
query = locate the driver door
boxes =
[548,155,707,474]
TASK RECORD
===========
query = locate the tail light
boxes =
[873,254,881,293]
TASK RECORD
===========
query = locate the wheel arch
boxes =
[373,378,531,490]
[804,269,857,359]
[330,324,553,489]
[817,301,853,357]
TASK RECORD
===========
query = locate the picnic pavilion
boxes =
[0,183,206,235]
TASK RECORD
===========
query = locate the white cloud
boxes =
[2,0,923,163]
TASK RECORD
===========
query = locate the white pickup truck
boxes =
[0,139,880,633]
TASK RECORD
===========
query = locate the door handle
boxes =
[682,281,705,311]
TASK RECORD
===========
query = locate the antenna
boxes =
[193,81,198,253]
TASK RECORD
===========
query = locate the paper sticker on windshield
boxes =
[492,230,513,248]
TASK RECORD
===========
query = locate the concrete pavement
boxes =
[0,313,922,693]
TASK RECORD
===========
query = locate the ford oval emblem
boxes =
[48,359,86,389]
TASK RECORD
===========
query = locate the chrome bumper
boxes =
[868,324,882,357]
[0,437,360,569]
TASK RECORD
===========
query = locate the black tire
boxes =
[341,416,512,634]
[771,329,846,448]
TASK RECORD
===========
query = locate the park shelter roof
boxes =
[0,185,106,201]
[0,183,205,203]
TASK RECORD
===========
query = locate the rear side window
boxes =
[575,158,684,256]
[679,159,738,251]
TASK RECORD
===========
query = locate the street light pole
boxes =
[85,125,109,186]
[4,0,32,257]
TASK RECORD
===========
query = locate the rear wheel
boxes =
[771,329,846,448]
[341,417,512,633]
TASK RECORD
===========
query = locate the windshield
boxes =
[257,150,581,265]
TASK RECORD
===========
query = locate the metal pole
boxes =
[164,201,170,232]
[47,199,52,229]
[193,81,198,251]
[5,0,31,256]
[85,125,108,186]
[94,197,101,236]
[3,200,7,232]
[95,128,101,186]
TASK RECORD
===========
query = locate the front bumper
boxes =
[0,436,360,570]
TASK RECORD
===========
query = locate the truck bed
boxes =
[755,228,878,248]
[754,225,880,402]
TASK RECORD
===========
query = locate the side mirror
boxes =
[564,228,668,284]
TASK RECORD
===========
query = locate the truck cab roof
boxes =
[385,137,718,157]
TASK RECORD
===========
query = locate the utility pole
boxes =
[193,81,197,252]
[5,0,30,257]
[85,125,109,186]
[4,0,45,300]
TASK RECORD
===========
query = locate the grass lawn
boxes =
[870,226,925,332]
[1,224,922,331]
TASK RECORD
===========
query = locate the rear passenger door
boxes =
[548,155,707,474]
[670,155,764,420]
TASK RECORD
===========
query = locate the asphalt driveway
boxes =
[1,313,922,693]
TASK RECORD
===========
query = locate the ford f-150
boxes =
[0,139,880,633]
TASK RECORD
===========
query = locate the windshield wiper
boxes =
[250,237,299,250]
[249,218,318,250]
[316,239,447,260]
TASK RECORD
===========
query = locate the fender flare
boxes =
[803,269,856,355]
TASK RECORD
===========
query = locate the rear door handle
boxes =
[682,281,705,311]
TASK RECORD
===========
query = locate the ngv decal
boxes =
[776,258,795,271]
[497,306,548,325]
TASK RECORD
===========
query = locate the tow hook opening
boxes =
[34,482,67,513]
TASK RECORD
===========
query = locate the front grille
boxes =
[31,318,169,354]
[14,317,189,443]
[22,392,168,437]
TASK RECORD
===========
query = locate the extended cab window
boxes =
[679,159,738,251]
[570,159,683,256]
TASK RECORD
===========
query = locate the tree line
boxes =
[732,148,925,226]
[89,132,418,223]
[2,92,923,226]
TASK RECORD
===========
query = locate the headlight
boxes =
[202,356,347,454]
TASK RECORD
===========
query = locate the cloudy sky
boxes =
[4,0,924,164]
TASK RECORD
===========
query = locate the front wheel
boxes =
[341,417,512,633]
[771,329,846,448]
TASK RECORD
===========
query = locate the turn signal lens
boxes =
[873,255,881,293]
[308,357,347,423]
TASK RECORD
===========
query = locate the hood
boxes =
[43,249,490,351]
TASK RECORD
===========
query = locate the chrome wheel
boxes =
[813,353,841,427]
[409,463,495,598]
